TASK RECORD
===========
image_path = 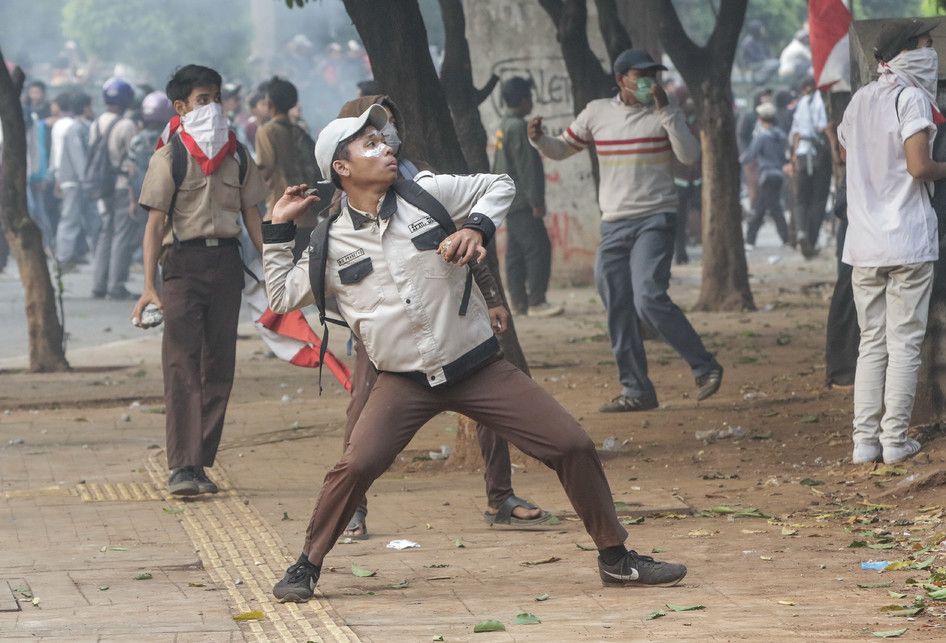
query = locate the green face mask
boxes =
[634,77,655,104]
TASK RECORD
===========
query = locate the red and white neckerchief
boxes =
[154,110,239,175]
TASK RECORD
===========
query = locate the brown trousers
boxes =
[161,244,244,469]
[303,358,628,564]
[345,342,513,514]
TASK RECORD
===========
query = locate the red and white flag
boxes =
[809,0,852,92]
[243,258,352,392]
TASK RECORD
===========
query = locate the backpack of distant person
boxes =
[127,128,160,198]
[83,117,121,201]
[895,88,946,239]
[275,119,321,186]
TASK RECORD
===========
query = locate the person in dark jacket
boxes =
[740,102,789,247]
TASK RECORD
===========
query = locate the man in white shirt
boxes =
[789,76,830,257]
[838,18,944,465]
[261,105,688,602]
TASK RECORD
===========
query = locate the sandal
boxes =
[342,508,369,540]
[483,495,552,526]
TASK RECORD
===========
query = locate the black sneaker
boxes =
[168,467,199,496]
[107,288,139,301]
[273,554,321,603]
[599,394,659,413]
[598,550,687,587]
[695,366,723,401]
[195,468,219,494]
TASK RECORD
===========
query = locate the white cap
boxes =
[315,104,389,182]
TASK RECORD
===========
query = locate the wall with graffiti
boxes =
[467,0,608,285]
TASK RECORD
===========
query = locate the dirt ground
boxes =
[2,243,945,642]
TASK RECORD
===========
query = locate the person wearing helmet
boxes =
[127,91,174,210]
[90,77,140,300]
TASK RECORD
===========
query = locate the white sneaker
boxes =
[852,442,882,464]
[883,438,922,465]
[527,302,564,318]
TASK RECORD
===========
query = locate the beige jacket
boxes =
[262,171,515,385]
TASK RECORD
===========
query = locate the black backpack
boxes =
[306,178,473,392]
[83,117,122,201]
[275,119,321,186]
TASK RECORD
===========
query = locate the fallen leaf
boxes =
[913,556,935,570]
[614,501,634,513]
[133,572,152,581]
[858,582,893,589]
[534,592,550,602]
[799,479,823,486]
[870,466,907,477]
[473,620,505,633]
[432,636,444,642]
[666,603,705,612]
[188,582,205,587]
[849,540,868,548]
[872,629,907,639]
[646,609,666,620]
[389,579,409,589]
[781,527,798,536]
[621,516,645,525]
[233,610,265,622]
[514,612,541,625]
[799,415,819,424]
[162,506,185,514]
[777,600,795,606]
[520,556,561,567]
[575,543,595,551]
[351,564,376,577]
[651,547,667,553]
[888,591,907,599]
[760,556,773,561]
[544,515,561,526]
[741,529,766,535]
[454,539,465,549]
[927,587,946,600]
[879,605,923,617]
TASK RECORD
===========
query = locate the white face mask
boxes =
[882,47,940,103]
[182,102,231,158]
[380,121,401,155]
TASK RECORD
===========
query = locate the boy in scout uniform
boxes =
[262,105,687,601]
[133,65,267,495]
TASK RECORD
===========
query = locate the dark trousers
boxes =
[825,218,859,386]
[746,174,789,245]
[304,359,627,564]
[793,151,831,252]
[674,183,699,264]
[161,244,244,469]
[505,209,552,313]
[345,342,513,514]
[93,188,144,296]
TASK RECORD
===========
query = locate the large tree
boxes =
[652,0,755,311]
[0,50,69,371]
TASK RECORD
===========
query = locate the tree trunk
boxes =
[0,51,69,372]
[652,0,755,312]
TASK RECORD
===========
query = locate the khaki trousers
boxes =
[344,342,513,514]
[161,244,244,469]
[304,359,627,564]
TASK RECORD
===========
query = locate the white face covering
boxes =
[380,121,401,155]
[181,102,231,159]
[880,47,939,103]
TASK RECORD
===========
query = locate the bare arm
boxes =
[131,210,165,324]
[904,129,946,181]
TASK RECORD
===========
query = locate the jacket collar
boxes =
[347,190,397,230]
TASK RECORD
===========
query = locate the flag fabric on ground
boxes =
[809,0,852,92]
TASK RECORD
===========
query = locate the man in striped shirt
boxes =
[529,48,723,412]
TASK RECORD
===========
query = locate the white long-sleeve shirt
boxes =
[262,170,515,386]
[531,95,699,221]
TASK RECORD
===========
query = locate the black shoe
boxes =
[598,394,658,413]
[168,467,199,496]
[91,290,106,300]
[195,468,219,494]
[107,288,139,301]
[695,366,723,401]
[598,550,687,587]
[273,554,321,603]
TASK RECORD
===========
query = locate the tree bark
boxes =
[0,50,69,372]
[652,0,755,311]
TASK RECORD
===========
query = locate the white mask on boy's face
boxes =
[182,102,230,158]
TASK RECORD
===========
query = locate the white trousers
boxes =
[852,262,934,448]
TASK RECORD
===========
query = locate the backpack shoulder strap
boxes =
[235,142,248,184]
[306,212,348,394]
[392,177,456,234]
[166,134,189,244]
[895,87,907,123]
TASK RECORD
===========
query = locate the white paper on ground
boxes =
[386,539,421,550]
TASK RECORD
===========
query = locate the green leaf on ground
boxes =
[858,582,893,589]
[872,628,907,638]
[927,587,946,600]
[233,610,265,622]
[520,556,560,567]
[514,612,541,625]
[706,505,768,519]
[849,540,868,548]
[800,478,823,486]
[432,636,444,641]
[879,605,923,617]
[133,572,152,580]
[534,593,550,601]
[162,506,185,514]
[799,415,819,424]
[868,543,898,550]
[888,591,907,599]
[621,516,644,525]
[651,547,667,554]
[666,603,705,612]
[646,610,666,620]
[913,556,935,570]
[351,564,376,577]
[544,515,561,525]
[870,466,907,477]
[472,620,505,633]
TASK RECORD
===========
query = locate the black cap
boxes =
[874,18,940,62]
[613,49,668,76]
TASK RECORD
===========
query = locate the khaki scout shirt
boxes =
[138,142,267,246]
[262,171,515,385]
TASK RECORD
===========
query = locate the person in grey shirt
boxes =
[55,92,100,267]
[741,102,789,247]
